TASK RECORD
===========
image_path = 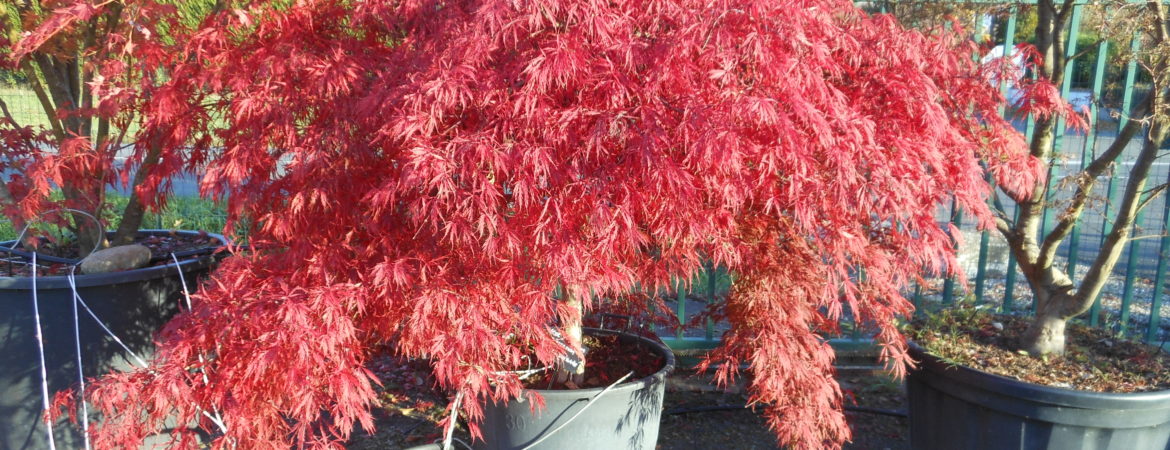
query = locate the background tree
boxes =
[23,0,1036,449]
[1,0,217,252]
[989,0,1170,355]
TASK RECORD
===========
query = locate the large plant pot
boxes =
[907,342,1170,450]
[0,230,226,450]
[476,328,676,450]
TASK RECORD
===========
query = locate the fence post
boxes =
[1104,35,1141,334]
[1149,191,1170,344]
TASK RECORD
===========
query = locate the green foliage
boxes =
[148,196,232,235]
[1013,7,1038,46]
[0,70,26,86]
[904,296,990,339]
[0,192,228,241]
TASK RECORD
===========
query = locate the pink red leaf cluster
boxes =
[1009,44,1090,132]
[24,0,1036,448]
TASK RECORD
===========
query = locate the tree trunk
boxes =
[554,291,585,386]
[34,52,111,257]
[62,186,108,257]
[1016,0,1170,359]
[1022,291,1071,355]
[112,137,165,245]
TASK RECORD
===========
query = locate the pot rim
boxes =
[517,327,676,400]
[908,340,1170,406]
[0,229,228,289]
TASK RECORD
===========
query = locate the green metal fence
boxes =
[0,86,54,131]
[661,0,1170,352]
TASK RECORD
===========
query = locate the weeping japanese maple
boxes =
[34,0,1038,448]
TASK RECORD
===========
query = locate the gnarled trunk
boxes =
[1022,290,1071,355]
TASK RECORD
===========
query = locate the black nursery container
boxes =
[476,328,676,450]
[0,230,225,450]
[907,342,1170,450]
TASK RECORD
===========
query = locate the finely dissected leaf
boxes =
[20,1,1037,449]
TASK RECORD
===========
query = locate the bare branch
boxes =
[1036,93,1154,267]
[1055,0,1078,33]
[1137,182,1170,214]
[991,193,1011,220]
[21,63,65,140]
[1074,104,1169,313]
[1152,1,1170,44]
[1129,233,1170,243]
[1068,39,1105,64]
[994,215,1014,239]
[996,178,1028,205]
[0,98,19,128]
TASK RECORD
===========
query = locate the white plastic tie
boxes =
[68,267,92,450]
[30,253,57,450]
[441,391,465,450]
[66,271,148,368]
[170,253,230,436]
[13,208,103,263]
[520,371,634,450]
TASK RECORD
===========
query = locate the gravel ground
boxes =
[914,273,1170,343]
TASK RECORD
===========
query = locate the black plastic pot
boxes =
[907,342,1170,450]
[0,230,226,450]
[476,328,676,450]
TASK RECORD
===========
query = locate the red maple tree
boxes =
[2,1,217,251]
[18,0,1038,448]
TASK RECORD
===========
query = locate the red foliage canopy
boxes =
[21,0,1037,448]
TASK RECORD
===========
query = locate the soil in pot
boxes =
[521,332,667,390]
[906,305,1170,392]
[1,229,223,277]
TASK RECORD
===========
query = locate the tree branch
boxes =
[1073,97,1169,315]
[1137,182,1169,214]
[996,176,1029,205]
[991,192,1013,224]
[0,98,19,127]
[1153,0,1170,44]
[33,53,85,136]
[994,215,1014,239]
[1035,93,1153,268]
[1128,233,1170,243]
[1068,39,1105,64]
[1055,0,1078,34]
[21,63,65,140]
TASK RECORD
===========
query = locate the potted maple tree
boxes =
[0,2,226,448]
[26,0,1035,449]
[905,1,1170,449]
